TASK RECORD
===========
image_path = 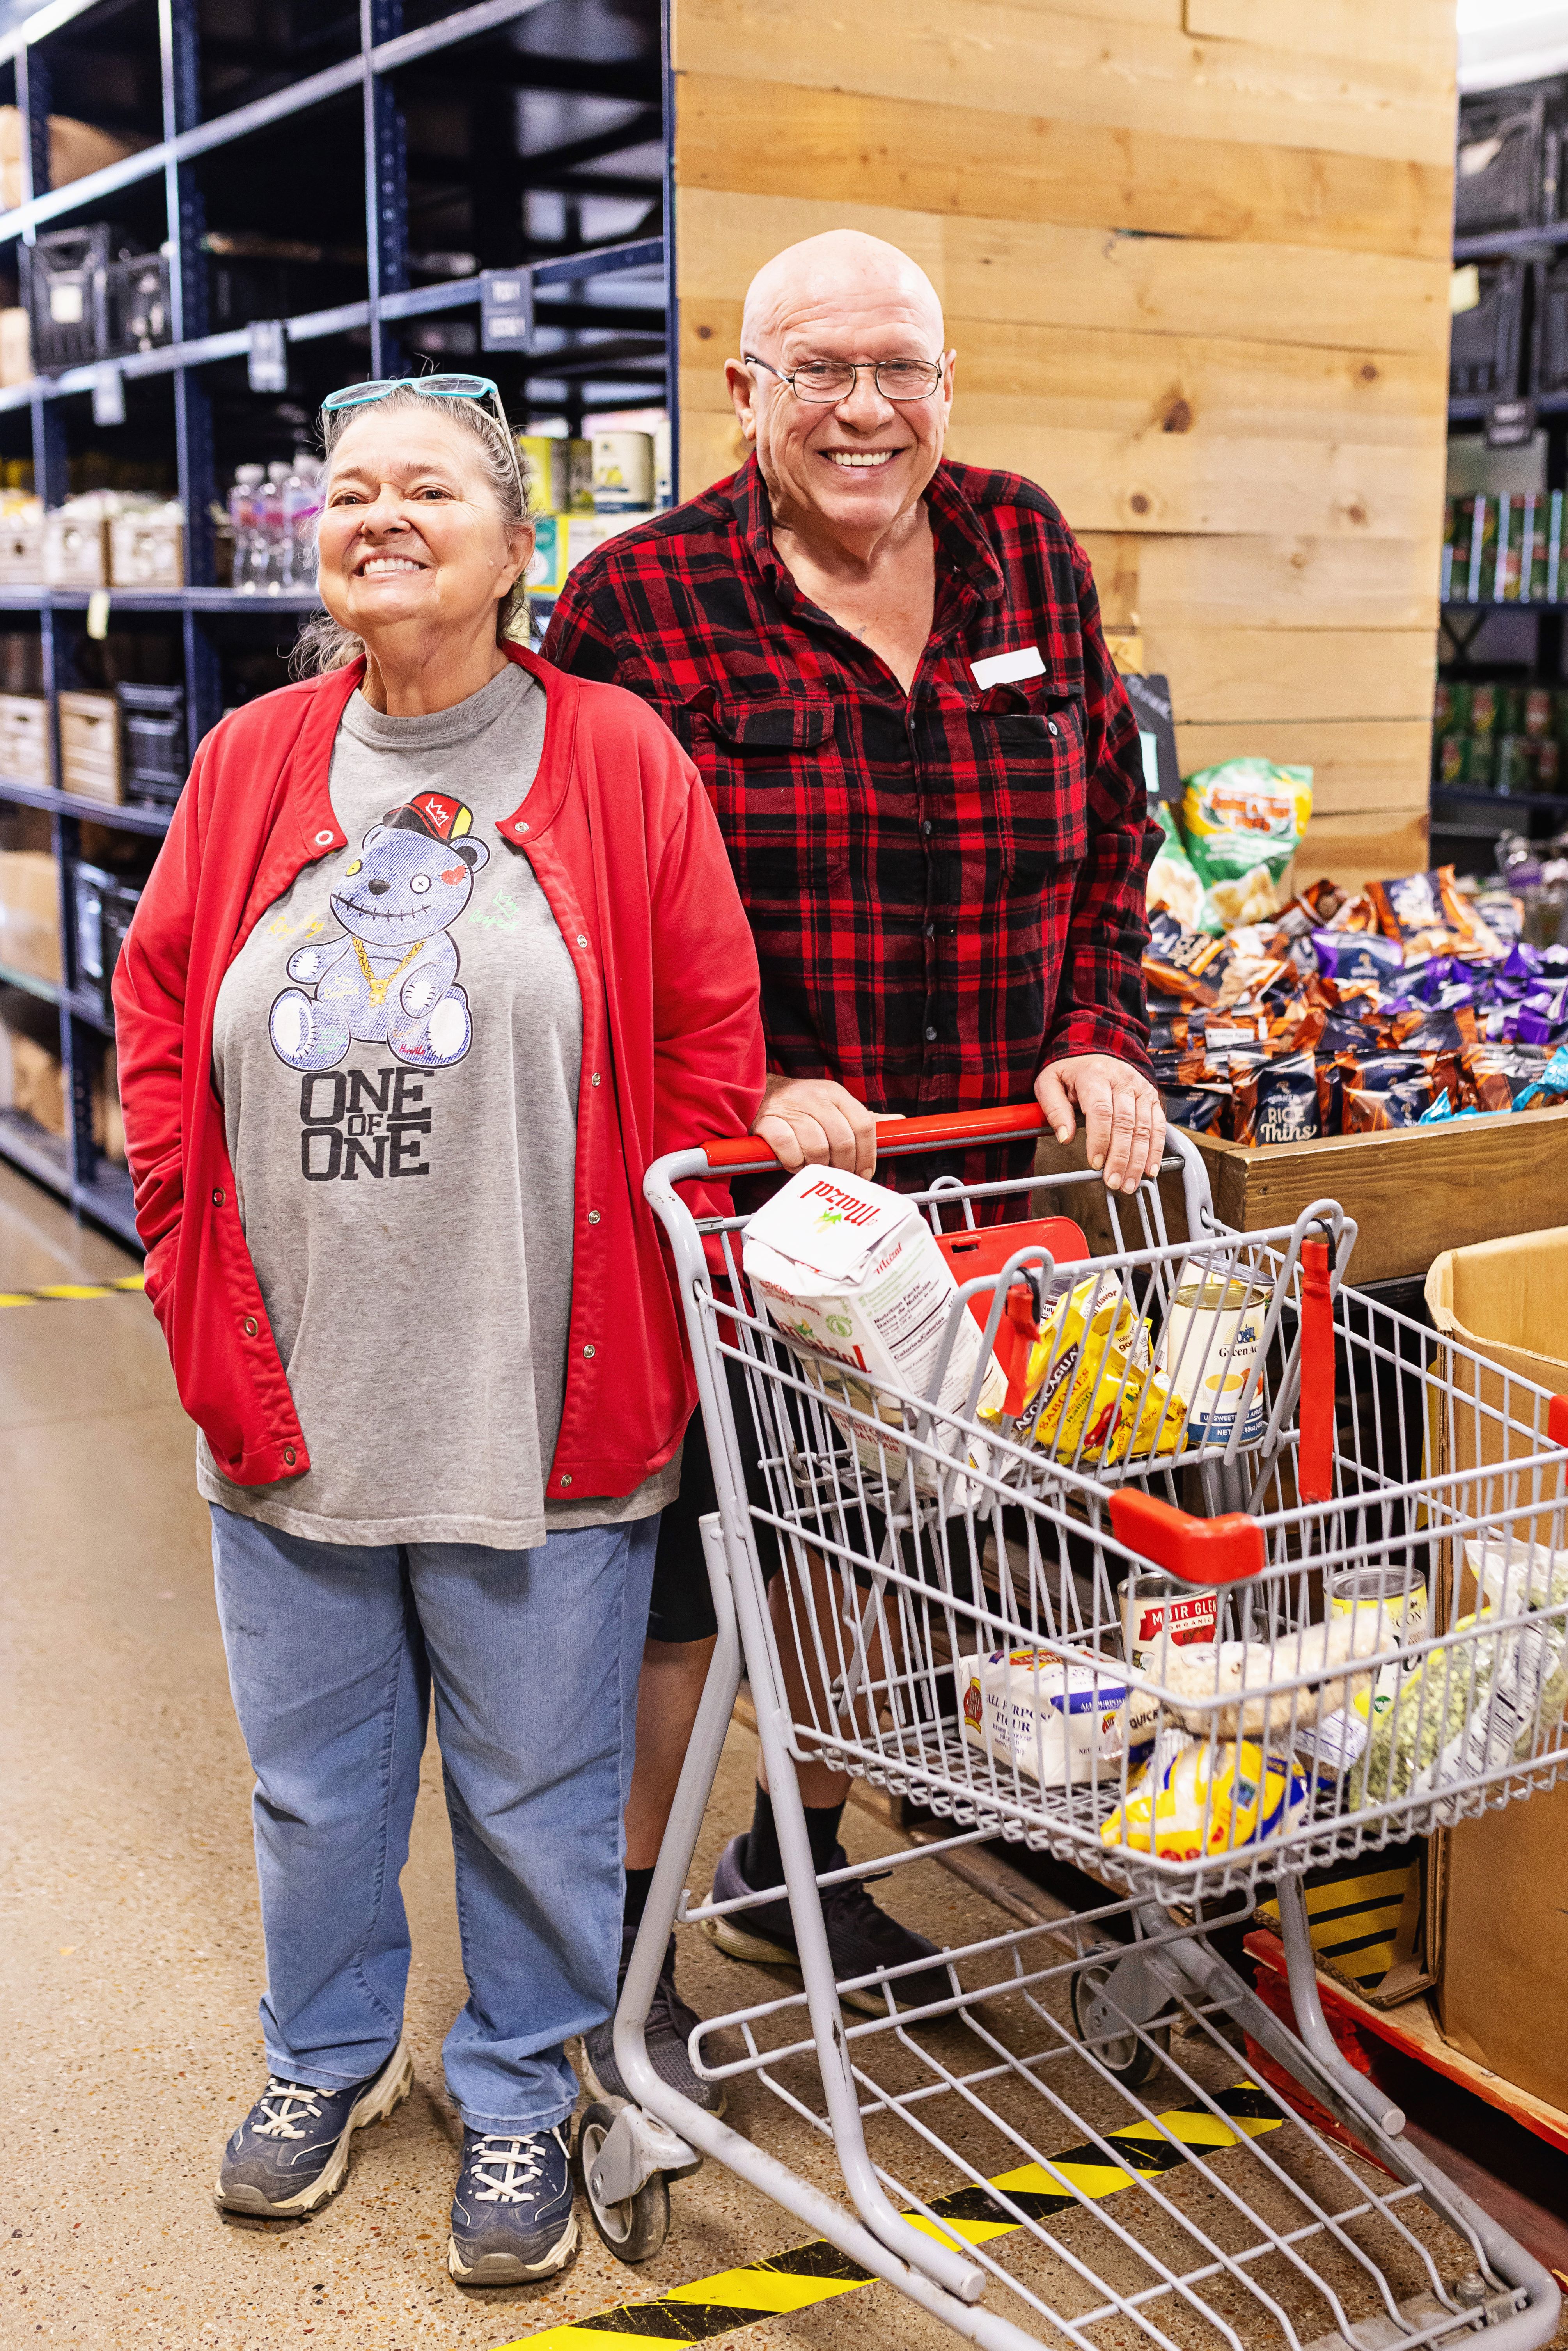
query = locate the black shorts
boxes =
[647,1354,782,1644]
[646,1353,984,1646]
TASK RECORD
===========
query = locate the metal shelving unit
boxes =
[0,0,674,1248]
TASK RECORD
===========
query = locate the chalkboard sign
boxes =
[1122,672,1180,805]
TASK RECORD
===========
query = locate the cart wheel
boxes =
[1070,1962,1169,2089]
[573,2103,670,2264]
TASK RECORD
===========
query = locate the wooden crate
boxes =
[1178,1109,1568,1283]
[0,500,43,584]
[109,506,183,589]
[57,689,120,805]
[44,504,108,589]
[0,690,48,784]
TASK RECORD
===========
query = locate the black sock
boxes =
[622,1865,656,1949]
[743,1786,846,1888]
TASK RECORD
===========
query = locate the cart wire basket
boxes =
[578,1104,1568,2351]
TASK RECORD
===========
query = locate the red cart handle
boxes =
[1297,1233,1336,1507]
[1109,1490,1265,1586]
[702,1101,1048,1177]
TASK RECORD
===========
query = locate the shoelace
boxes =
[468,2133,553,2205]
[252,2080,326,2140]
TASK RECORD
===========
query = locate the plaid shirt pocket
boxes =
[705,697,851,900]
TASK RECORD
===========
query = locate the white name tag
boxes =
[970,644,1046,689]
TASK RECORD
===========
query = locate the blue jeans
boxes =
[209,1505,659,2131]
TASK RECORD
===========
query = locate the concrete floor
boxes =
[2,1160,1564,2351]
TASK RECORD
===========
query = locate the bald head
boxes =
[740,230,944,355]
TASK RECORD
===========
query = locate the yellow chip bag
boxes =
[980,1278,1188,1466]
[1101,1735,1309,1861]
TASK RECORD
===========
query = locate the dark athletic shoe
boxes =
[447,2123,578,2284]
[580,1934,727,2117]
[214,2041,413,2217]
[704,1833,953,2017]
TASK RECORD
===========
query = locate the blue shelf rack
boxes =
[0,0,673,1246]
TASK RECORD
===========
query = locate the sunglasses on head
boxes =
[320,375,527,505]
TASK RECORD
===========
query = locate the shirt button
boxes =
[1047,720,1059,738]
[559,1474,573,1487]
[314,829,333,846]
[583,1343,596,1359]
[920,819,933,837]
[282,1445,296,1466]
[591,1073,601,1087]
[576,933,588,947]
[516,820,529,834]
[212,1187,225,1205]
[924,924,934,940]
[925,1025,938,1042]
[242,1315,257,1336]
[587,1209,601,1225]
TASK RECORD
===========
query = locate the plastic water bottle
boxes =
[280,456,323,589]
[260,461,290,594]
[229,464,263,591]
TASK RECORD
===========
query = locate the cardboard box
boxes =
[1423,1228,1568,2113]
[5,1027,65,1134]
[0,848,61,983]
[0,305,30,387]
[0,108,137,212]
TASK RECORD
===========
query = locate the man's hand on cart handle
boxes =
[1036,1057,1166,1195]
[749,1075,901,1178]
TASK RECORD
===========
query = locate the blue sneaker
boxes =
[447,2123,578,2284]
[215,2042,413,2216]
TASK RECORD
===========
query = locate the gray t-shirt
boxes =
[198,661,677,1547]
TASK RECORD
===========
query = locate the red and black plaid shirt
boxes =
[546,456,1153,1149]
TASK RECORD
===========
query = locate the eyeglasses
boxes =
[320,374,528,508]
[743,353,944,405]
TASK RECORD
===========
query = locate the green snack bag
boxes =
[1178,758,1314,933]
[1146,802,1206,932]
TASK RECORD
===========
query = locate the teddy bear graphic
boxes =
[270,790,490,1072]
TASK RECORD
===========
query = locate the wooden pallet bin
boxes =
[1174,1106,1568,1284]
[670,0,1456,887]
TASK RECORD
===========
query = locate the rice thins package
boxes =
[741,1167,1006,1498]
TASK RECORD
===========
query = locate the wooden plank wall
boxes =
[671,0,1456,889]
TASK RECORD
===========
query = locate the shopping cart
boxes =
[576,1104,1568,2351]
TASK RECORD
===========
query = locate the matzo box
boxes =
[741,1167,1006,1498]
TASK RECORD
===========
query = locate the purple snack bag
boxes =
[1312,930,1405,985]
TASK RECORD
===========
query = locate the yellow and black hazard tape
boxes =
[0,1274,145,1308]
[506,2082,1281,2350]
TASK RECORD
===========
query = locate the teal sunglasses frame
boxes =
[319,374,528,510]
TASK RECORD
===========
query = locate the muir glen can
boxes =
[1160,1274,1267,1445]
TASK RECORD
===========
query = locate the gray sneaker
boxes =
[580,1934,726,2117]
[448,2123,578,2284]
[215,2041,413,2216]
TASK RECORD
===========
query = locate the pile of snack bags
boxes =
[1148,758,1568,1144]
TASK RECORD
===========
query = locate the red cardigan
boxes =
[113,645,764,1499]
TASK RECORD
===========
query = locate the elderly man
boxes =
[546,228,1160,2104]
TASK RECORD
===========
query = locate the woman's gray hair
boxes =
[291,385,533,677]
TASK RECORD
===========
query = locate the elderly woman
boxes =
[113,375,763,2285]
